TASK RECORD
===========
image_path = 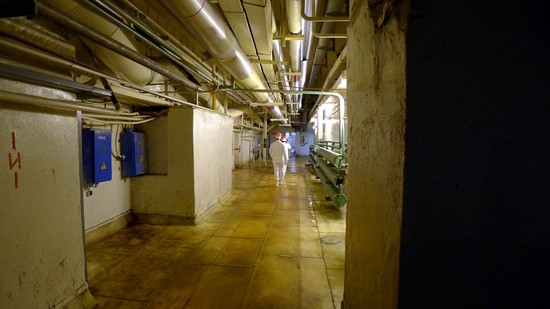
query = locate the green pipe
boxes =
[317,157,342,187]
[310,157,347,208]
[317,146,347,168]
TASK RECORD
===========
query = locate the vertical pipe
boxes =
[212,92,217,110]
[224,94,228,115]
[263,110,268,166]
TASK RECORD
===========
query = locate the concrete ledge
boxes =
[130,211,198,226]
[85,212,130,246]
[53,283,97,309]
[131,191,231,226]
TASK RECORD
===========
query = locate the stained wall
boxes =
[344,0,408,307]
[0,103,86,308]
[132,107,232,221]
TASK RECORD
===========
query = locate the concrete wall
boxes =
[294,132,314,156]
[132,107,232,221]
[83,124,131,233]
[401,1,550,307]
[0,103,87,308]
[344,0,408,308]
[140,116,168,175]
[193,109,233,216]
[132,108,195,219]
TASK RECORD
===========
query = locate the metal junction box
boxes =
[121,129,147,177]
[82,128,112,184]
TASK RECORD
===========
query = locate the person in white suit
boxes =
[269,132,289,186]
[281,136,291,177]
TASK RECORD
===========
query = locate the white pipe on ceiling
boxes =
[287,0,305,111]
[47,0,160,87]
[162,0,285,121]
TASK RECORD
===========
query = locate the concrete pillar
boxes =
[344,1,408,307]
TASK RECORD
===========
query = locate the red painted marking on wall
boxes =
[8,132,22,189]
[8,152,21,170]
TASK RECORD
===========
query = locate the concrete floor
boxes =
[85,156,346,308]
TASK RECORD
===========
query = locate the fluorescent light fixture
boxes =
[270,118,288,122]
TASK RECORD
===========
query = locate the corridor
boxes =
[85,156,346,308]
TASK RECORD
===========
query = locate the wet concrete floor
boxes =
[86,156,346,308]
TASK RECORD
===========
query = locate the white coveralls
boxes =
[269,139,289,185]
[282,141,291,177]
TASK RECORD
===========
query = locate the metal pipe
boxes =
[312,31,347,39]
[0,36,177,107]
[272,39,292,104]
[162,0,285,120]
[84,0,214,85]
[0,89,132,115]
[301,0,349,22]
[305,0,347,92]
[37,2,201,91]
[0,18,75,58]
[106,0,250,108]
[311,157,347,207]
[108,0,220,82]
[233,123,262,132]
[263,110,268,166]
[220,88,345,155]
[318,146,347,167]
[316,156,342,187]
[116,0,210,76]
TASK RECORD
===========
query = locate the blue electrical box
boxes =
[82,128,112,184]
[121,129,147,177]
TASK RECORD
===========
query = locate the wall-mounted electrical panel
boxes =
[121,129,147,177]
[82,128,112,184]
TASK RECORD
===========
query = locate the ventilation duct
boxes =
[46,0,162,87]
[162,0,285,120]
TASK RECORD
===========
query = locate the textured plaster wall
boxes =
[193,109,232,216]
[401,1,550,307]
[132,108,232,218]
[344,0,408,307]
[132,108,195,216]
[0,104,86,308]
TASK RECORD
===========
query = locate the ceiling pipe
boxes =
[0,89,136,115]
[116,0,220,82]
[272,39,292,106]
[161,0,285,121]
[0,18,75,59]
[38,1,201,91]
[286,0,303,112]
[45,0,156,87]
[0,35,176,107]
[85,0,215,85]
[219,88,345,155]
[306,0,347,91]
[312,31,347,39]
[301,0,350,22]
[271,12,292,107]
[102,0,256,113]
